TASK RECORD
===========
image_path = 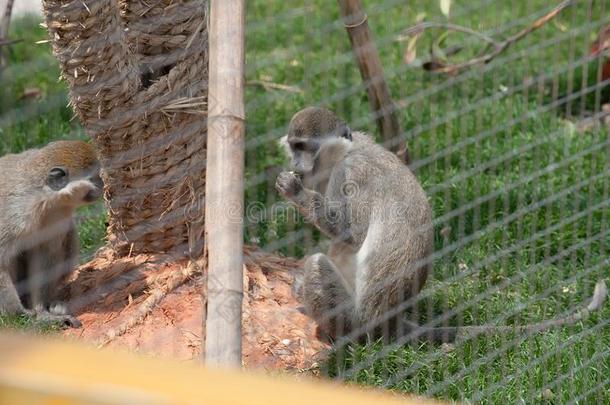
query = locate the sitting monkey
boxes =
[276,106,432,339]
[277,107,606,342]
[0,140,103,328]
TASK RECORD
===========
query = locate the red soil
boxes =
[63,249,329,371]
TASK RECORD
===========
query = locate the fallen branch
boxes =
[0,38,21,47]
[401,0,576,74]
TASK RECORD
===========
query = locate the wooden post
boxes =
[204,0,246,367]
[337,0,409,164]
[0,0,14,66]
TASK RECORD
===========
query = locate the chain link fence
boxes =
[1,0,609,403]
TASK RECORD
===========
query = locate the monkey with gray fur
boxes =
[276,107,607,343]
[0,140,103,328]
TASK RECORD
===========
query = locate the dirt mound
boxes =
[63,248,329,371]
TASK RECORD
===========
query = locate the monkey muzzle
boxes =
[84,174,104,202]
[84,188,102,203]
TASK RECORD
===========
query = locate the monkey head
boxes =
[32,140,103,210]
[280,107,352,175]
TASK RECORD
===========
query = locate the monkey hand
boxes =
[276,171,303,198]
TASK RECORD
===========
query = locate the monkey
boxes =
[0,140,103,328]
[276,106,607,343]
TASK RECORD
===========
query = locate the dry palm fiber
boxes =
[42,0,208,336]
[43,0,208,258]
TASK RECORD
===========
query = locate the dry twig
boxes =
[401,0,576,74]
[247,79,303,93]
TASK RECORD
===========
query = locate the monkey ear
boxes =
[340,124,352,141]
[48,167,69,191]
[278,135,291,157]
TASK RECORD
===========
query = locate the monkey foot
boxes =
[24,309,82,329]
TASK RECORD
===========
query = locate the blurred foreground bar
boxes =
[0,333,443,405]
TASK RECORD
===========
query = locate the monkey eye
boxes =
[48,167,69,190]
[292,142,306,151]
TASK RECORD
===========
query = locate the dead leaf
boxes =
[440,0,452,18]
[440,342,455,353]
[553,19,568,32]
[541,388,555,400]
[431,30,450,63]
[404,34,420,65]
[20,87,42,100]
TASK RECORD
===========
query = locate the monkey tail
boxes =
[401,280,607,343]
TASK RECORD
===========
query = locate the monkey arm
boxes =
[276,171,351,241]
[292,187,351,241]
[47,223,79,305]
[0,269,26,315]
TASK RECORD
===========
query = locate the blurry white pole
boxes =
[204,0,245,366]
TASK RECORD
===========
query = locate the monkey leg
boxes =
[0,268,80,328]
[297,253,355,340]
[24,306,82,329]
[0,270,26,315]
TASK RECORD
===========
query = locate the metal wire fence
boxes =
[1,0,609,403]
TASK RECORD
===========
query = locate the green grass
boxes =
[245,1,610,403]
[2,1,610,403]
[0,314,62,334]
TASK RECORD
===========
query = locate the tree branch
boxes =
[403,0,576,74]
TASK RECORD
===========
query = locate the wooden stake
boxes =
[337,0,409,164]
[0,0,15,66]
[204,0,246,367]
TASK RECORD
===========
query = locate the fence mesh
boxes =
[1,0,609,403]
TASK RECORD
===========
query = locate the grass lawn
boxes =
[2,0,610,403]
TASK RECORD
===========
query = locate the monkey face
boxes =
[37,141,103,209]
[280,107,352,175]
[44,164,103,207]
[280,134,320,174]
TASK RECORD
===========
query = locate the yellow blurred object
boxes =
[0,333,442,405]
